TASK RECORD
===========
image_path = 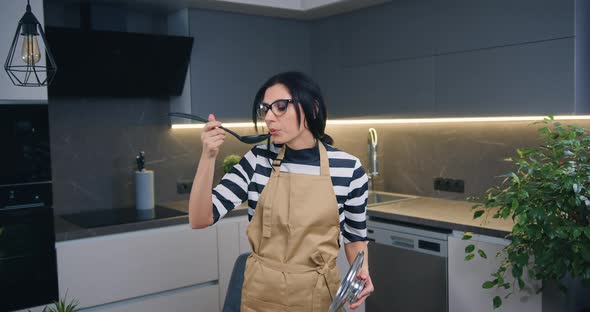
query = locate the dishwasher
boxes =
[366,218,450,312]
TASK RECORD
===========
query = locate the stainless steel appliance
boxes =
[366,218,450,312]
[0,104,58,312]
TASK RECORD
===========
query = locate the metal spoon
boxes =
[169,112,270,144]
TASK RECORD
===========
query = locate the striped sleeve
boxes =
[211,147,258,224]
[342,158,369,244]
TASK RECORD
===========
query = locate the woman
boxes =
[189,71,373,311]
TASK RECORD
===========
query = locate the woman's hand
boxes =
[201,114,226,159]
[349,268,374,310]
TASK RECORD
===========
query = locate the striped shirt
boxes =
[211,141,369,244]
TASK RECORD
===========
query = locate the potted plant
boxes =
[222,154,242,174]
[464,116,590,310]
[25,294,79,312]
[40,297,79,312]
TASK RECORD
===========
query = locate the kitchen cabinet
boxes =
[311,0,576,118]
[78,283,219,312]
[56,224,218,311]
[167,9,311,124]
[0,0,48,104]
[435,38,574,117]
[448,231,541,312]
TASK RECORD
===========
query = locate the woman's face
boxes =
[262,83,314,149]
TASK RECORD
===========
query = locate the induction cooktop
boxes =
[61,206,186,229]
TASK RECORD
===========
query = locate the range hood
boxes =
[45,27,193,97]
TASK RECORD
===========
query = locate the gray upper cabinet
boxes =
[0,0,48,104]
[435,38,574,116]
[170,9,311,123]
[433,0,574,54]
[311,0,576,118]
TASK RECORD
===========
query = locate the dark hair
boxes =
[252,71,334,145]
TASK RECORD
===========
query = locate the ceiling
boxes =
[49,0,391,19]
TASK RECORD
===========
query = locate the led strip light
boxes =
[171,115,590,129]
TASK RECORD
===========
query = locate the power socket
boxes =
[434,177,464,193]
[176,181,193,194]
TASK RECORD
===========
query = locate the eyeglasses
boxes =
[257,99,293,119]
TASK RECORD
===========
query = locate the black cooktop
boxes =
[60,206,186,229]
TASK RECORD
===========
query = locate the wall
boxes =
[44,2,310,213]
[43,1,580,214]
[49,93,590,213]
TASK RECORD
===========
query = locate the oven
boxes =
[0,104,58,312]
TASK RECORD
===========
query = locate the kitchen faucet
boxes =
[367,128,378,192]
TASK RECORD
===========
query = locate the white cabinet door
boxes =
[217,215,250,310]
[238,217,251,255]
[56,224,218,309]
[0,0,48,103]
[80,283,219,312]
[448,232,541,312]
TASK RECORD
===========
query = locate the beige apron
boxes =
[241,142,342,312]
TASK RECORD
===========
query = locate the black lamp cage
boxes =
[4,0,57,87]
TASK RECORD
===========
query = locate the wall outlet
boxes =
[433,177,464,193]
[176,181,193,194]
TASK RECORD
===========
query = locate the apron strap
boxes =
[263,146,287,237]
[271,145,287,170]
[318,142,330,177]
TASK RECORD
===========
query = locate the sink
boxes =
[367,191,416,207]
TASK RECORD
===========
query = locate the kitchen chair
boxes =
[222,252,251,312]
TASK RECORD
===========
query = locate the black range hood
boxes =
[45,26,193,97]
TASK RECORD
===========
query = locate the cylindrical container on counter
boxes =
[135,170,154,211]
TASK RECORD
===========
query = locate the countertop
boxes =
[366,197,513,238]
[53,202,248,242]
[54,195,513,242]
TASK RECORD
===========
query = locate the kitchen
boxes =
[1,0,589,311]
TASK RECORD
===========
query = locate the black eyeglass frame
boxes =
[257,99,293,119]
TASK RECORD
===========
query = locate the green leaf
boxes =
[512,266,523,279]
[473,210,485,219]
[478,249,487,259]
[493,296,502,309]
[465,254,475,261]
[462,232,473,240]
[509,172,520,184]
[511,198,519,210]
[518,278,525,290]
[465,244,475,253]
[483,281,496,289]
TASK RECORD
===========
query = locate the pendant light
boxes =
[4,0,57,87]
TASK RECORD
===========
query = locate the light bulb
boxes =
[21,35,41,64]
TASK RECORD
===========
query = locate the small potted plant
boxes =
[465,116,590,310]
[222,154,242,174]
[41,297,79,312]
[26,294,79,312]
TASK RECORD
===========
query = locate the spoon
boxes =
[169,112,271,144]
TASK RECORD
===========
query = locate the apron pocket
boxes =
[242,258,287,305]
[243,294,308,312]
[284,271,323,309]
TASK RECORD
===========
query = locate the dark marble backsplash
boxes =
[48,97,590,214]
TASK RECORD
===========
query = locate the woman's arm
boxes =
[344,241,374,310]
[188,114,225,229]
[342,157,373,309]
